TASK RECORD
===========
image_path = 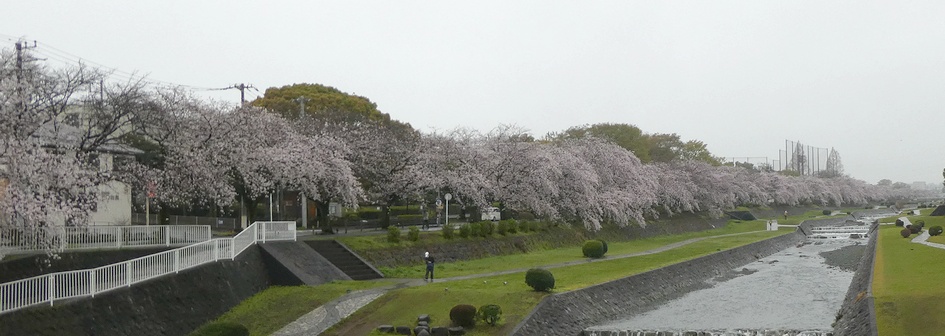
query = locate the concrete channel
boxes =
[583,217,880,336]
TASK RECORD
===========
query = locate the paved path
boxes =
[911,230,945,249]
[271,230,772,335]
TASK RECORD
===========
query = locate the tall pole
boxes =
[445,193,452,226]
[294,96,310,118]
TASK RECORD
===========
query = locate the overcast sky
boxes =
[4,1,944,186]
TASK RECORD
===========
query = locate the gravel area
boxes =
[819,242,866,272]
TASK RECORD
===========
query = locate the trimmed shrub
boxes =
[930,226,944,236]
[895,219,905,227]
[822,210,831,216]
[582,240,606,258]
[909,224,922,234]
[915,220,926,227]
[449,304,477,328]
[901,228,912,238]
[468,222,482,237]
[407,226,420,242]
[505,220,518,234]
[599,240,608,254]
[477,304,502,326]
[191,322,249,336]
[496,221,509,235]
[458,224,471,238]
[480,221,494,237]
[387,225,401,243]
[442,224,455,239]
[525,268,555,292]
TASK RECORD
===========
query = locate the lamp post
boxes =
[444,193,452,226]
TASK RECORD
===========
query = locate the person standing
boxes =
[424,251,435,282]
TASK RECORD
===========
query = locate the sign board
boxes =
[328,202,343,218]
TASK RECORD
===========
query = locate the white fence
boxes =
[1,225,211,254]
[0,221,295,315]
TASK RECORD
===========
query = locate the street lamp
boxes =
[444,193,452,226]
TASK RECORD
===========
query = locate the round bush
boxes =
[895,219,905,227]
[496,221,509,235]
[525,268,555,292]
[480,221,494,236]
[407,226,420,241]
[449,304,477,328]
[458,224,471,238]
[822,209,831,216]
[901,228,912,238]
[468,222,481,237]
[442,224,455,239]
[386,225,401,243]
[191,322,249,336]
[909,224,922,234]
[930,226,944,236]
[477,304,503,326]
[582,240,605,258]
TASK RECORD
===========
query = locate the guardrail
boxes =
[1,225,212,255]
[0,221,295,315]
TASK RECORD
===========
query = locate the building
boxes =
[34,122,141,226]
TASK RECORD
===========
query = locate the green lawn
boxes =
[324,230,788,336]
[873,216,945,336]
[380,219,781,278]
[193,280,393,336]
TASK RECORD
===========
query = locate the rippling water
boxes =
[588,239,861,332]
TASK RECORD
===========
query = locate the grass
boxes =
[873,212,945,336]
[195,280,393,336]
[379,219,779,278]
[323,230,789,336]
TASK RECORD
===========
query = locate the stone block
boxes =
[418,321,429,327]
[417,329,431,336]
[414,326,430,335]
[448,326,466,335]
[418,314,431,322]
[431,326,450,336]
[377,325,394,333]
[395,325,412,335]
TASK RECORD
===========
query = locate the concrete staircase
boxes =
[305,240,383,280]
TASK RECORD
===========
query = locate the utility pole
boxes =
[228,83,255,228]
[294,96,310,118]
[14,40,36,113]
[231,83,256,105]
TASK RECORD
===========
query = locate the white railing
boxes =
[0,221,294,315]
[1,225,212,254]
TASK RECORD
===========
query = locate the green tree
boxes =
[251,83,391,123]
[546,123,651,162]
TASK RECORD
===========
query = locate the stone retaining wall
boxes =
[511,231,806,336]
[831,223,879,336]
[0,246,271,336]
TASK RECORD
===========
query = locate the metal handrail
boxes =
[0,221,295,315]
[1,225,212,254]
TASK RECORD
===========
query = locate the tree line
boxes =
[0,49,931,253]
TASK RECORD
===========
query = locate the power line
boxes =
[7,38,233,92]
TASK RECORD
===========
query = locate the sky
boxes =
[3,1,944,186]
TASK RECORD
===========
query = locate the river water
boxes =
[587,238,864,334]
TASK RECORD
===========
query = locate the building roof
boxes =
[33,122,143,155]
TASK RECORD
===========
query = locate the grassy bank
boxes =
[192,280,393,336]
[873,211,945,336]
[380,219,775,278]
[324,229,790,336]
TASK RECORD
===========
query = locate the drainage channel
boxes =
[585,228,869,336]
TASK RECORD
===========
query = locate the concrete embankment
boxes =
[511,231,806,336]
[831,223,880,336]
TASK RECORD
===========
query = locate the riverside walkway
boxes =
[272,230,773,336]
